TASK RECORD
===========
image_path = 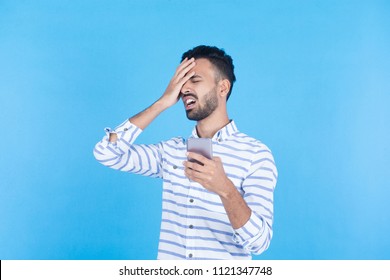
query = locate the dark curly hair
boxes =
[181,45,236,101]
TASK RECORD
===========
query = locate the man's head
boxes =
[181,45,236,101]
[180,46,236,121]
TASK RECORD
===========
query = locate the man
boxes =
[94,45,277,260]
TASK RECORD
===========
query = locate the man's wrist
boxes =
[218,178,237,200]
[154,97,172,111]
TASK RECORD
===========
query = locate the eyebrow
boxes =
[190,75,202,80]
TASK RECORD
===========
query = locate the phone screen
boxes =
[186,138,213,165]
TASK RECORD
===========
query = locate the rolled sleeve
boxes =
[110,120,143,152]
[232,211,269,254]
[94,119,162,177]
[99,119,142,148]
[234,144,277,255]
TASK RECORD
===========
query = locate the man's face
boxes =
[181,58,219,121]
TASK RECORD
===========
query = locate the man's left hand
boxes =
[183,152,233,198]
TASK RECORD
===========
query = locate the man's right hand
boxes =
[108,57,197,140]
[159,57,196,109]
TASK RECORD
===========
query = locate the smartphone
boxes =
[187,138,213,165]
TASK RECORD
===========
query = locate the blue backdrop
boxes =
[1,0,389,260]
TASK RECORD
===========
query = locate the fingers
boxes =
[183,152,215,173]
[187,152,209,162]
[183,160,207,173]
[175,57,195,77]
[160,57,197,108]
[185,167,206,182]
[174,58,196,83]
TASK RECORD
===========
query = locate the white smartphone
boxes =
[187,138,213,165]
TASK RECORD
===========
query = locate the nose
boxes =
[181,80,192,94]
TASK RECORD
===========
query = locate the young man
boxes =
[94,45,277,260]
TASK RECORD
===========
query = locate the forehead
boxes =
[193,58,216,78]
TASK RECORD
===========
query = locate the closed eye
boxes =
[190,75,202,83]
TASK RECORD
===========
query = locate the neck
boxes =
[195,108,230,138]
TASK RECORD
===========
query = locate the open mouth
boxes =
[183,95,197,110]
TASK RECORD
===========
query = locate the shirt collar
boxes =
[190,120,238,142]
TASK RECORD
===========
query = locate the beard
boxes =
[186,87,219,121]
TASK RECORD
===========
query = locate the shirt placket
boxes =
[185,180,197,260]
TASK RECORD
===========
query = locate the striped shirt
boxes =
[93,119,277,260]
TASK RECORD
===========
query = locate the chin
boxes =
[186,113,209,122]
[186,112,197,121]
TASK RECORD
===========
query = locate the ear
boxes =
[218,79,231,99]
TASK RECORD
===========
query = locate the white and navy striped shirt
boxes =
[94,119,277,260]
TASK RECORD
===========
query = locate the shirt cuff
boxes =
[103,119,143,145]
[232,211,264,245]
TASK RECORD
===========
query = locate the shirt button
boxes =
[188,253,193,258]
[189,199,194,203]
[218,138,222,142]
[189,225,193,229]
[173,165,177,169]
[124,128,128,131]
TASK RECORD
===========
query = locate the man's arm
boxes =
[183,152,251,229]
[109,57,196,142]
[95,57,196,176]
[183,151,277,254]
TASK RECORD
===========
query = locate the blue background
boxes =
[1,0,389,260]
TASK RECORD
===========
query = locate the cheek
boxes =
[194,84,206,93]
[196,85,212,97]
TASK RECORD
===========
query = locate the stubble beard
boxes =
[186,87,218,121]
